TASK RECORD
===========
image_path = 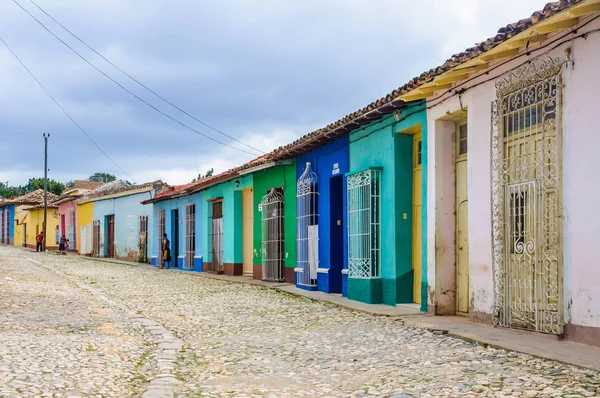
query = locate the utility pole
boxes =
[43,133,49,251]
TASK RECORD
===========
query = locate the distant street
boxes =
[0,245,598,398]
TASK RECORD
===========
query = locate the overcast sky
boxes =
[0,0,550,186]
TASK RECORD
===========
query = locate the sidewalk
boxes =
[79,254,600,371]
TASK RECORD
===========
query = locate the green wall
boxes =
[347,104,427,307]
[202,174,253,264]
[252,161,297,273]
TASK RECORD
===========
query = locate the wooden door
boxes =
[242,188,254,276]
[107,215,115,258]
[456,122,469,315]
[412,132,423,304]
[210,201,224,272]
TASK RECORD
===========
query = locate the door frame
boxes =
[455,120,469,316]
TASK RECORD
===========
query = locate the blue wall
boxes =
[1,204,15,244]
[149,191,203,271]
[295,136,349,294]
[93,191,154,261]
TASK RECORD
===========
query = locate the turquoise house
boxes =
[200,174,255,276]
[345,102,428,310]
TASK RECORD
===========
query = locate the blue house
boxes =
[142,183,204,272]
[0,202,15,245]
[77,181,164,262]
[293,136,349,294]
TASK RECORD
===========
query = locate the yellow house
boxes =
[10,189,59,249]
[77,201,94,255]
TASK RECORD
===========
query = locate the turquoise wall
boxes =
[202,174,253,266]
[347,103,427,308]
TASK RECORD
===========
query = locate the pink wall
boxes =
[58,200,79,251]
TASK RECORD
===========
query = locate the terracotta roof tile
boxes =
[8,189,59,205]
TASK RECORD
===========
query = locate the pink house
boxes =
[53,180,103,252]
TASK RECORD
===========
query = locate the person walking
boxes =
[161,233,171,269]
[36,231,44,252]
[59,235,66,254]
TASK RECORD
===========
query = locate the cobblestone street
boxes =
[1,246,599,398]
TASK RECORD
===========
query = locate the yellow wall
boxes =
[77,202,94,253]
[14,207,59,249]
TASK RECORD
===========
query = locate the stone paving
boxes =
[1,245,599,397]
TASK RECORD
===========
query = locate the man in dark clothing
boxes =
[36,231,44,252]
[161,233,171,269]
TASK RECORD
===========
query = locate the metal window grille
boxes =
[1,210,5,244]
[68,208,76,250]
[208,200,224,272]
[296,162,319,287]
[92,220,101,256]
[491,56,563,334]
[184,204,196,269]
[157,210,166,265]
[139,215,149,263]
[347,168,381,278]
[261,188,285,281]
[7,209,10,245]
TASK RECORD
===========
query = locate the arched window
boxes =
[296,162,319,287]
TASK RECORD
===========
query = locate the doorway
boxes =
[261,187,285,281]
[171,209,179,267]
[106,214,115,258]
[329,175,344,293]
[455,122,469,315]
[185,204,196,269]
[209,200,224,273]
[412,132,423,304]
[242,188,254,276]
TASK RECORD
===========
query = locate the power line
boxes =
[28,0,265,155]
[0,36,134,181]
[12,0,260,157]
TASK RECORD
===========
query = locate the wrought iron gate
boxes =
[139,215,149,263]
[491,57,563,334]
[261,188,285,281]
[1,210,5,244]
[92,220,101,256]
[185,204,196,269]
[208,200,224,272]
[347,168,381,278]
[296,162,319,287]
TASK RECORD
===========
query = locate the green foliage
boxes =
[191,168,214,183]
[0,178,65,199]
[137,238,148,263]
[89,172,116,183]
[66,180,75,188]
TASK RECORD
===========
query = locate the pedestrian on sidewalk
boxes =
[36,231,44,252]
[59,235,66,254]
[65,239,70,253]
[162,233,171,269]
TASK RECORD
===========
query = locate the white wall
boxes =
[426,15,600,329]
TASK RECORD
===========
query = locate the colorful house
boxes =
[5,190,60,249]
[142,183,204,271]
[391,0,600,345]
[0,200,15,245]
[250,160,296,282]
[199,174,254,276]
[291,137,349,293]
[53,180,103,252]
[77,181,164,261]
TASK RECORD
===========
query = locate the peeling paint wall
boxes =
[426,16,600,330]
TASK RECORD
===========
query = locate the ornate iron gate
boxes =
[296,162,319,287]
[92,220,101,257]
[491,57,563,334]
[185,204,196,269]
[261,188,285,281]
[347,168,381,278]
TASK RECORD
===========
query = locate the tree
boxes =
[191,168,214,183]
[66,180,75,188]
[89,172,116,183]
[23,178,65,196]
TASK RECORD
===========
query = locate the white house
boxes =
[396,0,600,346]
